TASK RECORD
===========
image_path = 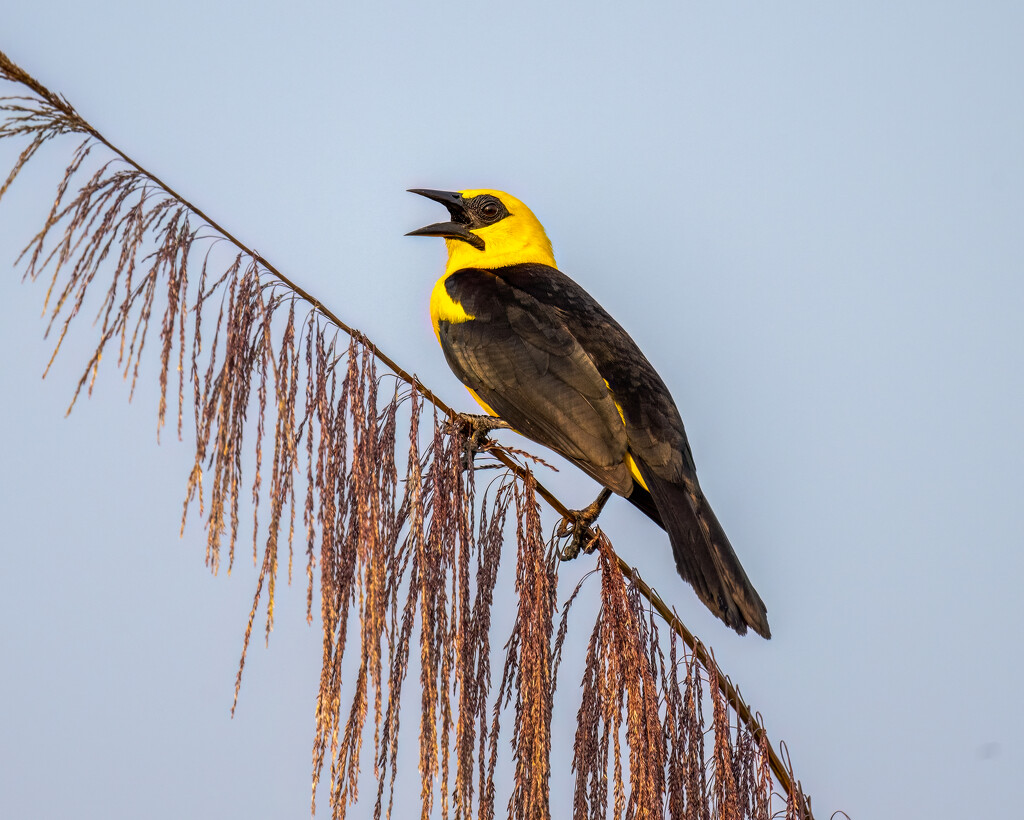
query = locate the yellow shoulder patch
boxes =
[601,378,650,492]
[625,453,650,492]
[465,387,499,418]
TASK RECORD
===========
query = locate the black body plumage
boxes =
[437,263,770,638]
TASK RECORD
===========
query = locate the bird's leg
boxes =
[557,487,613,561]
[454,413,511,469]
[458,413,511,448]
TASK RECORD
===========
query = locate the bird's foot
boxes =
[453,413,511,470]
[556,488,613,561]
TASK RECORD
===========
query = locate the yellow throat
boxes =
[441,189,556,275]
[429,189,558,339]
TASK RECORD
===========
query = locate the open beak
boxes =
[405,189,485,250]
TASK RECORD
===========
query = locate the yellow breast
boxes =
[429,272,475,341]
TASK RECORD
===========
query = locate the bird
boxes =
[407,188,770,638]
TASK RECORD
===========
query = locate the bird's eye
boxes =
[480,201,499,219]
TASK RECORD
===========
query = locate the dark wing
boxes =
[488,262,699,483]
[438,268,634,495]
[490,263,770,638]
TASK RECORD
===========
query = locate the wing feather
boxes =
[438,269,633,495]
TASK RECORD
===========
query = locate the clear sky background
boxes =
[2,3,1022,818]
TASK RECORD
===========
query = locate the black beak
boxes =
[406,189,485,250]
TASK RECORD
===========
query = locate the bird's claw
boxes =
[555,487,612,561]
[556,515,602,561]
[452,413,510,470]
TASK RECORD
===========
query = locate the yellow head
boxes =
[407,188,557,274]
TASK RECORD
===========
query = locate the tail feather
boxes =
[625,482,663,527]
[633,459,770,639]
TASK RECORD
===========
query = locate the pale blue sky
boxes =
[2,3,1023,818]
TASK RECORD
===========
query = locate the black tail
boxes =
[625,480,664,526]
[631,460,770,638]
